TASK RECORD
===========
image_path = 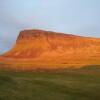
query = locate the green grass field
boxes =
[0,66,100,100]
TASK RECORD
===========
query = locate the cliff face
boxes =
[0,30,100,70]
[3,29,100,59]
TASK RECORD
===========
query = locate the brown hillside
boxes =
[1,29,100,69]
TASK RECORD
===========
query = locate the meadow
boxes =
[0,66,100,100]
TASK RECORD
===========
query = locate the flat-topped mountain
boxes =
[1,29,100,69]
[3,29,100,58]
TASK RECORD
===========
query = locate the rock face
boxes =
[1,29,100,69]
[4,30,80,58]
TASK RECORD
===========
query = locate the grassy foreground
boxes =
[0,66,100,100]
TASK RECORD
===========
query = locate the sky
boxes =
[0,0,100,54]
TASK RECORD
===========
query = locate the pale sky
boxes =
[0,0,100,54]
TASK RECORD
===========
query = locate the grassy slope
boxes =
[0,67,100,100]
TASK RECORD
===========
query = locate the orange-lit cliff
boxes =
[1,29,100,69]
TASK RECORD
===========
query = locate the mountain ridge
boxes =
[0,29,100,69]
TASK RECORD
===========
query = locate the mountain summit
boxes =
[1,29,100,69]
[4,29,81,58]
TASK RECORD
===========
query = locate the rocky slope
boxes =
[1,29,100,69]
